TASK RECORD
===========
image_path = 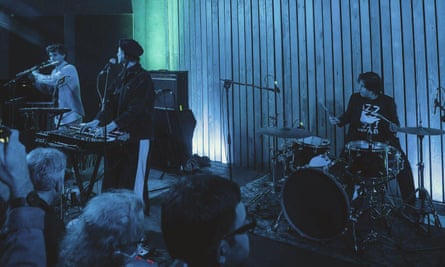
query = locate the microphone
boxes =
[222,79,233,89]
[274,81,281,93]
[99,58,117,75]
[434,88,439,115]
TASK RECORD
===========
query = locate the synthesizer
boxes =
[35,125,130,152]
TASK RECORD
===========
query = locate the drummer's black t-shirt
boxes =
[338,92,400,149]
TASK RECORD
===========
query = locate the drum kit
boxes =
[258,123,445,253]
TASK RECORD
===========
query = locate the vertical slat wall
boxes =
[175,0,445,202]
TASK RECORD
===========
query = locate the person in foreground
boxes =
[0,128,47,267]
[329,71,415,203]
[27,147,67,267]
[161,174,254,267]
[57,189,157,267]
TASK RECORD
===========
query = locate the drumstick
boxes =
[319,102,333,116]
[368,112,395,125]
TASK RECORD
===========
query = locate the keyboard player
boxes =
[81,38,155,215]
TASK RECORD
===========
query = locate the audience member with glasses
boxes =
[161,174,256,267]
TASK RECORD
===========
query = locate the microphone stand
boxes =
[220,79,276,182]
[86,64,112,201]
[272,82,280,192]
[435,87,445,122]
[54,77,66,129]
[223,80,234,182]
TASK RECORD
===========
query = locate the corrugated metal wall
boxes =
[174,0,445,202]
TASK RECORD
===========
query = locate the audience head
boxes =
[161,174,252,267]
[358,72,383,95]
[27,147,66,196]
[58,189,145,267]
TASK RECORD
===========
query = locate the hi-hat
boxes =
[258,127,312,138]
[397,126,445,136]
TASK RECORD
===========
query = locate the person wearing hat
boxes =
[81,38,155,214]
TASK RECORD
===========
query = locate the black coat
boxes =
[96,63,155,141]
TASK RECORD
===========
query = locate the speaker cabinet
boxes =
[149,70,188,110]
[150,109,196,171]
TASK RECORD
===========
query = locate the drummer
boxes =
[329,71,415,204]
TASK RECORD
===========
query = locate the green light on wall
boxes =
[132,0,179,70]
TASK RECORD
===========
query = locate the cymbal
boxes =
[19,107,71,115]
[397,126,445,136]
[258,127,312,138]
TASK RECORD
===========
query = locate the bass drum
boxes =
[281,167,350,241]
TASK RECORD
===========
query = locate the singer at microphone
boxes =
[99,57,117,75]
[31,43,85,127]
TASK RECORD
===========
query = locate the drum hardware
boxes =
[344,140,403,181]
[338,138,402,253]
[272,210,283,232]
[257,127,312,139]
[349,175,399,254]
[399,123,443,229]
[292,136,331,167]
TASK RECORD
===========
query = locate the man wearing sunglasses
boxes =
[161,174,255,267]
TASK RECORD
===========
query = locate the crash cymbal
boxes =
[258,127,312,138]
[397,126,445,136]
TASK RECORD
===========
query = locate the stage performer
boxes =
[32,43,85,126]
[329,71,415,204]
[81,38,155,215]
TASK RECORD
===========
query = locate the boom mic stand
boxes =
[220,79,276,182]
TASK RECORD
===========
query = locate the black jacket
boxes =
[96,63,155,141]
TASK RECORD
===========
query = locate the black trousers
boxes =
[102,140,152,213]
[102,141,139,191]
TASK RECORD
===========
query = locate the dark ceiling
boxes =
[0,0,132,16]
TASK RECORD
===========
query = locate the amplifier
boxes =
[149,70,188,110]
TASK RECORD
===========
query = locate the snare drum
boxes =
[293,136,331,167]
[345,140,403,178]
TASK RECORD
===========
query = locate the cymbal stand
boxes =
[350,174,397,254]
[408,132,442,229]
[223,80,234,181]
